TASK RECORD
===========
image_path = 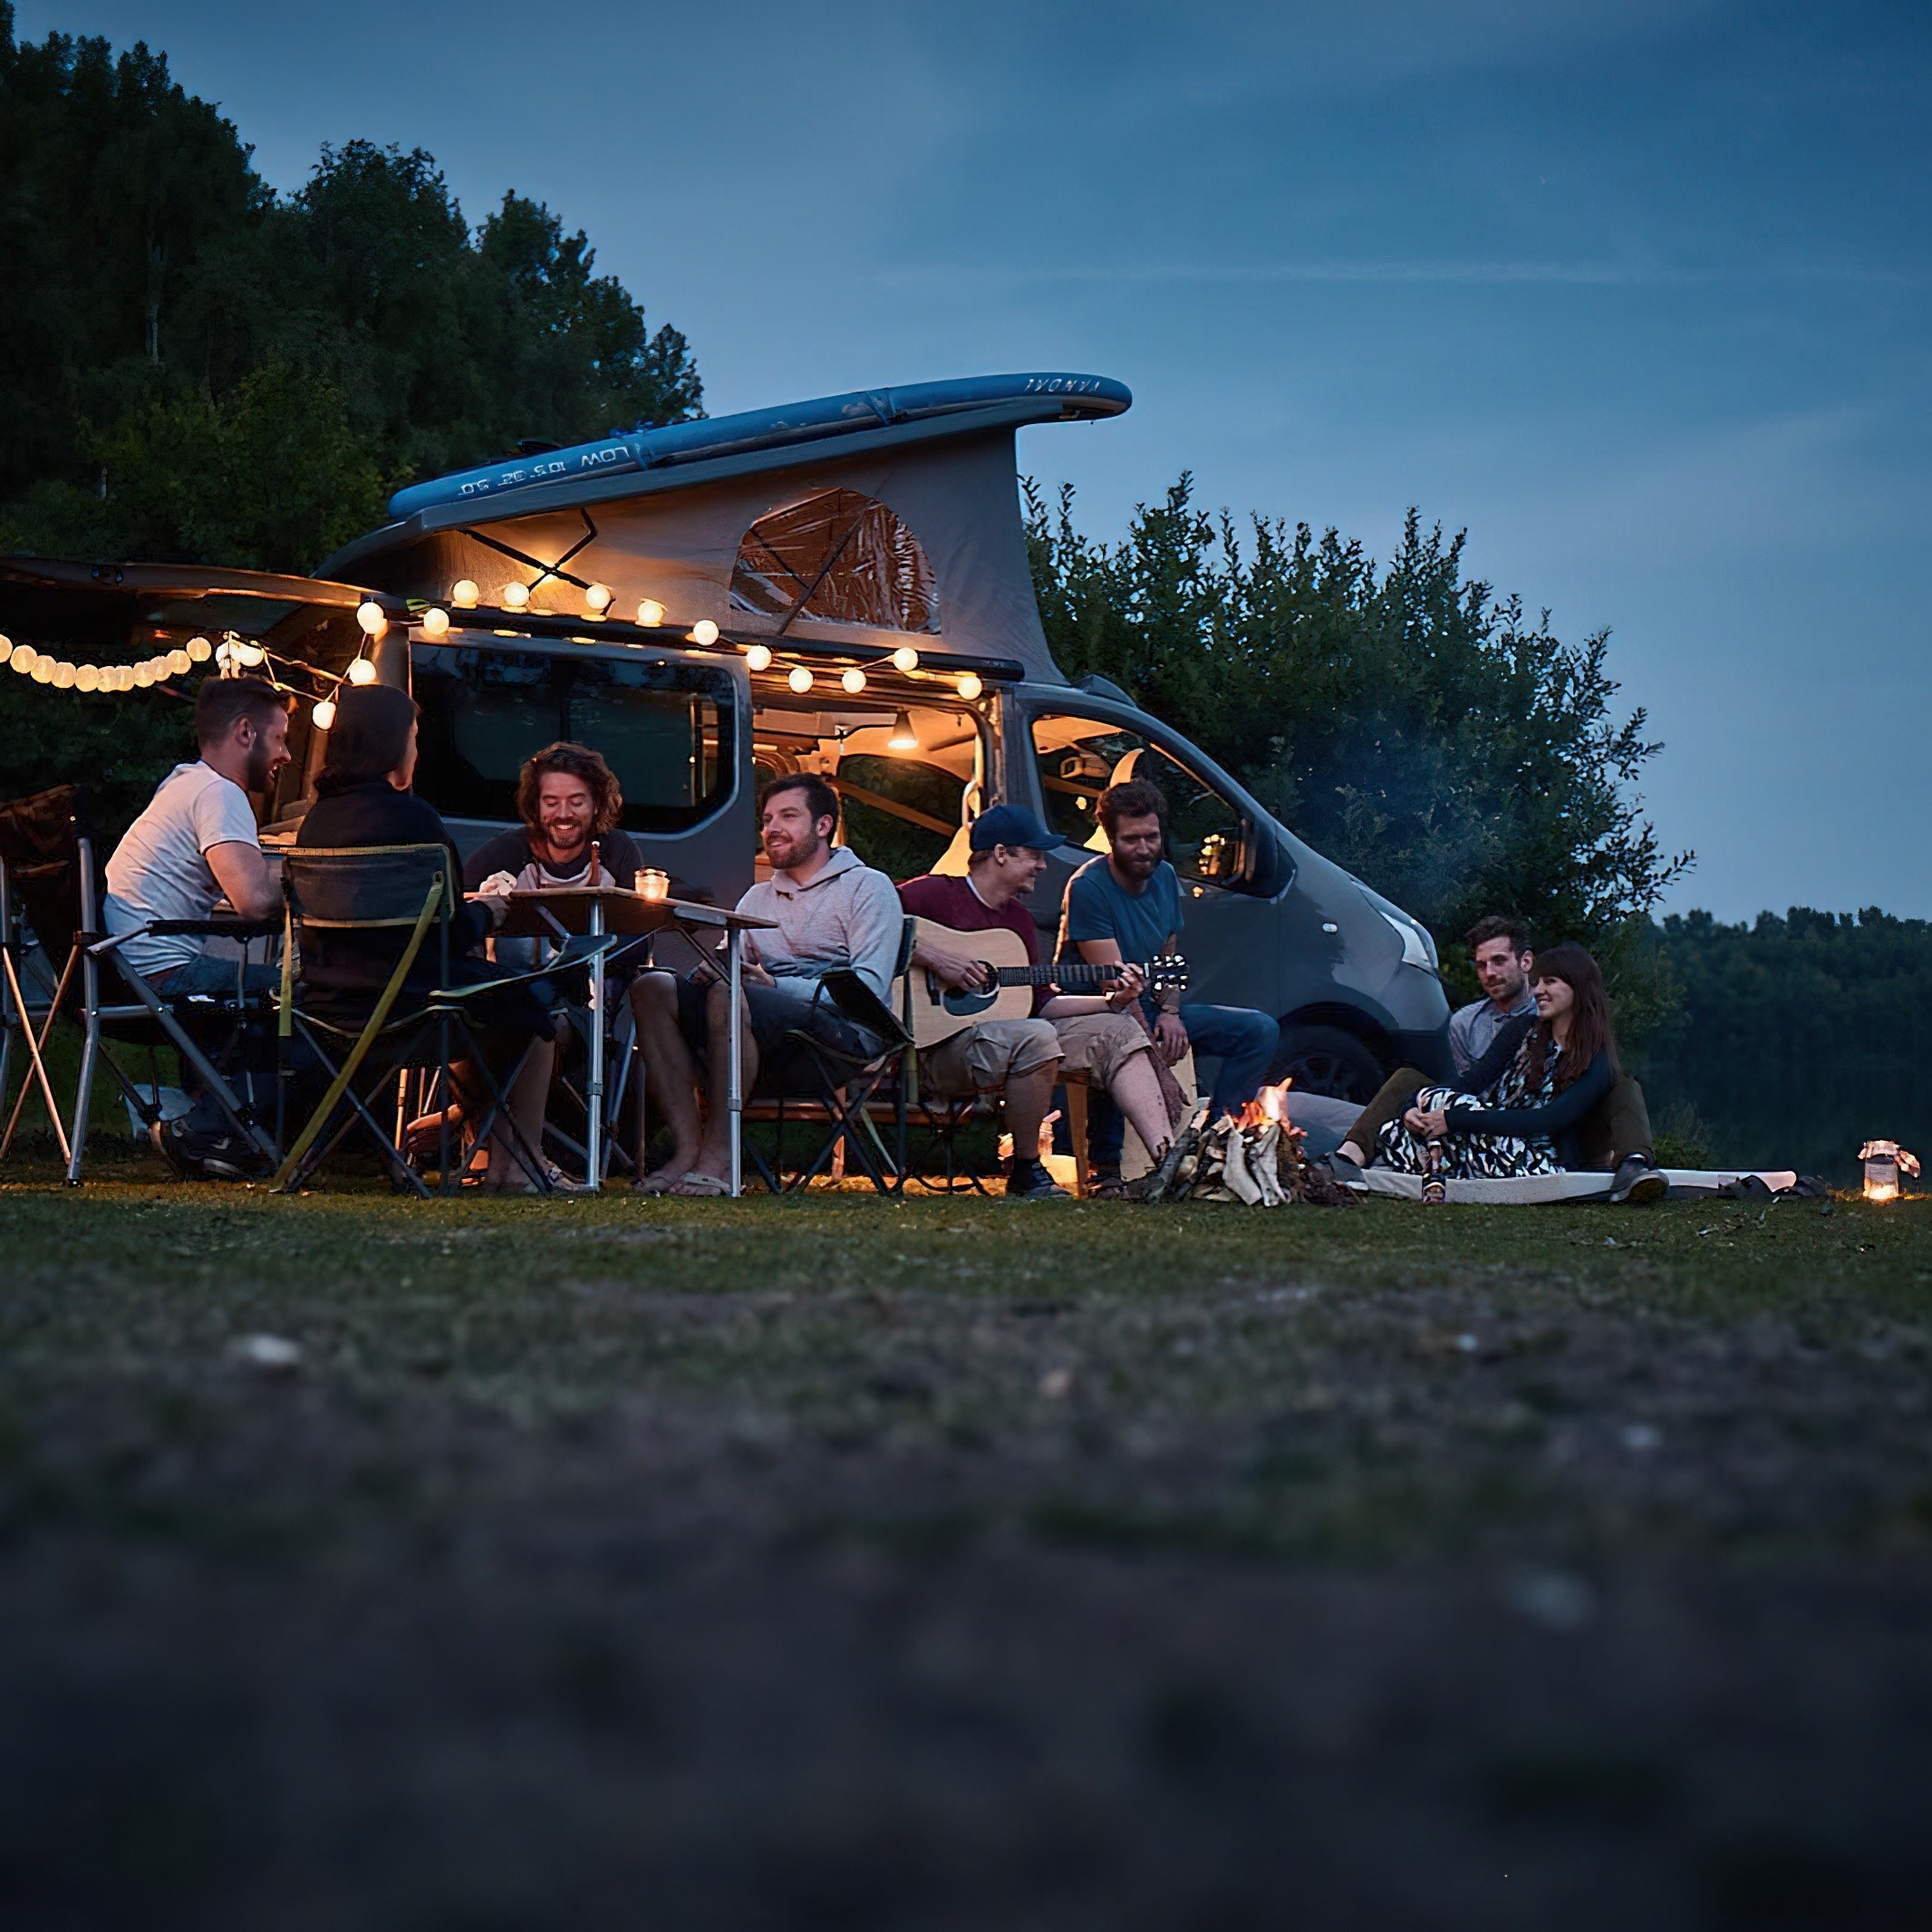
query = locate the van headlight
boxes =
[1377,908,1439,972]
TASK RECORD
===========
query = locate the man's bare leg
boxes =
[1000,1058,1060,1164]
[630,972,706,1179]
[483,1035,556,1186]
[1106,1048,1174,1160]
[685,977,758,1183]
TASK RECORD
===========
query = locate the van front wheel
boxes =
[1270,1024,1385,1104]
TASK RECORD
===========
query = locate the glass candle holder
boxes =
[638,868,670,903]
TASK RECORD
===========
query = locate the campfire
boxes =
[1131,1079,1354,1206]
[1860,1139,1920,1203]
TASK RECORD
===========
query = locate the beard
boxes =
[244,742,280,794]
[1113,845,1161,880]
[765,826,824,872]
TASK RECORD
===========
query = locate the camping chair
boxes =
[272,845,615,1195]
[1,786,279,1183]
[739,924,914,1195]
[0,785,88,1166]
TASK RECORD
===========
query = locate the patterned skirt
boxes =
[1373,1084,1563,1181]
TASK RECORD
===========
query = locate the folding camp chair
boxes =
[739,924,914,1195]
[272,845,614,1194]
[0,785,86,1165]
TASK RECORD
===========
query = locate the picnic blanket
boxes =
[1348,1167,1800,1204]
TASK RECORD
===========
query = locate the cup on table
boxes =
[637,867,671,902]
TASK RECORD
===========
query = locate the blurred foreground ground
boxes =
[2,1167,1929,1928]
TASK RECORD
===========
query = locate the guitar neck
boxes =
[995,961,1150,988]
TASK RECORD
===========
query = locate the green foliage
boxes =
[0,8,701,575]
[1025,476,1690,1033]
[1637,908,1932,1180]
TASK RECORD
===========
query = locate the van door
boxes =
[1016,704,1282,1012]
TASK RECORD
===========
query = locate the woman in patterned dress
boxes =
[1375,942,1621,1181]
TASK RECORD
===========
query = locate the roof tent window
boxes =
[730,488,940,633]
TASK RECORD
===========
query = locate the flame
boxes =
[1222,1078,1302,1137]
[1860,1137,1919,1203]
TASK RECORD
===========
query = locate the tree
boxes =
[1026,477,1690,1024]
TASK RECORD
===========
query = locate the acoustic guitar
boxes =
[898,917,1189,1048]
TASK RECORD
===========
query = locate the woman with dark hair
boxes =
[1372,942,1625,1181]
[295,683,564,1191]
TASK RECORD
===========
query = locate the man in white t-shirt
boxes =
[105,676,291,989]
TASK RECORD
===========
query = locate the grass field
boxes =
[3,1160,1929,1928]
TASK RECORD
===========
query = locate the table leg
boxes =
[585,903,605,1190]
[727,927,743,1199]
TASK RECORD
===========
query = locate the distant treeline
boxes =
[1637,909,1932,1182]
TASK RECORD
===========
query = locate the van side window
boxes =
[834,753,964,880]
[411,646,732,833]
[730,489,940,633]
[1029,713,1251,889]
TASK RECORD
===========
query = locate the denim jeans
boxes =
[1085,1000,1280,1166]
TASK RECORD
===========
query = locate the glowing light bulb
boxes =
[451,579,479,608]
[52,662,76,689]
[0,633,10,667]
[420,606,450,639]
[312,698,336,730]
[500,582,531,611]
[892,646,919,672]
[237,642,266,667]
[7,645,32,674]
[346,658,377,685]
[957,671,983,700]
[744,643,773,671]
[887,711,918,751]
[356,600,388,635]
[76,665,100,692]
[214,639,233,667]
[32,659,53,683]
[841,667,867,694]
[584,583,613,615]
[187,635,212,662]
[691,619,720,647]
[787,665,815,694]
[133,662,153,688]
[636,598,666,626]
[166,648,191,677]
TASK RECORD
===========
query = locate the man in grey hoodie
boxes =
[633,773,902,1193]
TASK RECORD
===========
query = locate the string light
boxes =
[744,643,773,671]
[167,648,193,677]
[451,579,479,608]
[6,645,30,674]
[33,660,53,683]
[691,619,720,646]
[892,646,920,672]
[957,672,983,700]
[346,658,377,685]
[500,582,531,610]
[637,598,666,626]
[356,600,388,637]
[312,698,336,730]
[420,606,450,640]
[187,635,212,662]
[52,662,75,690]
[584,583,613,616]
[0,633,10,667]
[75,665,100,692]
[787,665,815,693]
[841,667,867,693]
[236,642,266,668]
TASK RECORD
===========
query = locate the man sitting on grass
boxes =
[631,774,901,1195]
[897,804,1174,1200]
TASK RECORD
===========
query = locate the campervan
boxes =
[309,374,1451,1097]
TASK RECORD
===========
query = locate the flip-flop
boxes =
[668,1170,730,1197]
[633,1169,681,1193]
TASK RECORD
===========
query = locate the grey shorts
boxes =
[1050,1010,1155,1088]
[674,974,887,1077]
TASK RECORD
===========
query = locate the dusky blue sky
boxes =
[20,0,1931,921]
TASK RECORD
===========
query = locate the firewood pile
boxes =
[1128,1083,1357,1207]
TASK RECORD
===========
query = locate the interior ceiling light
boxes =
[887,710,918,750]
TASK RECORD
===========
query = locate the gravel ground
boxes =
[2,1174,1928,1928]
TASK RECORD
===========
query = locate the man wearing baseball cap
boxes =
[897,804,1176,1199]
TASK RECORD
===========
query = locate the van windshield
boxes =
[411,645,732,833]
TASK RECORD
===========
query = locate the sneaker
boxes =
[1007,1158,1070,1200]
[149,1116,260,1182]
[1608,1154,1666,1205]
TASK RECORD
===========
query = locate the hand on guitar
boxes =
[1103,961,1146,1012]
[919,942,993,993]
[1153,1008,1190,1066]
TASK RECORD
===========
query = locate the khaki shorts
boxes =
[918,1017,1062,1097]
[1050,1010,1154,1088]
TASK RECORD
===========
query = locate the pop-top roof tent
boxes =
[317,374,1132,686]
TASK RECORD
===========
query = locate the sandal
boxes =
[667,1170,731,1197]
[633,1168,682,1194]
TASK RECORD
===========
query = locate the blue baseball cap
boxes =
[968,803,1059,853]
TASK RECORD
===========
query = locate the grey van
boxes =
[317,373,1452,1097]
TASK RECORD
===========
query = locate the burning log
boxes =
[1127,1079,1353,1207]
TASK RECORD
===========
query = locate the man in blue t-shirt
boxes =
[1058,778,1280,1183]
